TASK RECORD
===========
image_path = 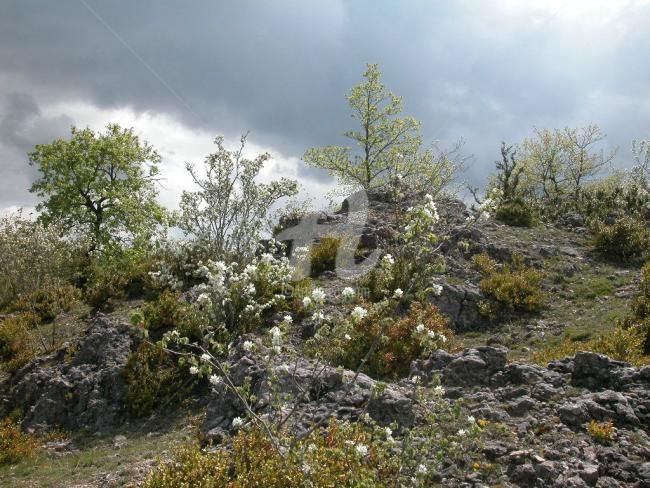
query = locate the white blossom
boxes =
[311,288,326,304]
[189,366,199,375]
[415,323,425,333]
[302,296,312,308]
[232,417,244,428]
[283,315,293,324]
[393,288,404,299]
[209,374,222,386]
[382,254,395,266]
[417,464,428,475]
[351,306,368,322]
[467,415,476,424]
[242,340,254,352]
[457,428,467,436]
[269,326,282,346]
[200,353,211,362]
[344,333,352,341]
[342,287,355,299]
[433,385,445,395]
[355,444,368,456]
[431,284,443,296]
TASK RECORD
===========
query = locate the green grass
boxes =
[0,422,192,487]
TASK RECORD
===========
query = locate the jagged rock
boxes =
[202,347,415,440]
[428,282,490,332]
[558,390,640,428]
[0,314,142,433]
[571,352,631,390]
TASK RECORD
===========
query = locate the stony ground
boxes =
[1,196,649,487]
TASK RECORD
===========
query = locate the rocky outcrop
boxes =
[0,314,142,433]
[202,342,415,442]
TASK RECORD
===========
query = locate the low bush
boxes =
[124,342,193,418]
[621,260,650,353]
[312,301,456,379]
[84,249,155,310]
[532,324,648,366]
[587,419,615,443]
[0,417,39,465]
[473,253,546,318]
[592,216,649,261]
[0,313,39,372]
[309,236,340,277]
[495,199,535,227]
[10,280,80,322]
[133,290,203,341]
[143,419,401,488]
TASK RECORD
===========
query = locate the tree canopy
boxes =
[29,124,166,254]
[304,64,459,194]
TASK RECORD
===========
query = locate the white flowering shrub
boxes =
[189,245,294,338]
[308,299,455,379]
[178,134,298,260]
[0,212,77,307]
[362,194,448,301]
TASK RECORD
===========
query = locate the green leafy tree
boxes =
[28,124,166,254]
[304,64,459,194]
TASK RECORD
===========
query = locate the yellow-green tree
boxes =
[304,64,458,194]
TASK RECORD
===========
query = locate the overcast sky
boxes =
[1,0,649,212]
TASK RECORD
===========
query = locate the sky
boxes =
[1,0,649,213]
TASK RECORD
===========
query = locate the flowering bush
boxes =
[309,300,455,379]
[190,244,293,337]
[362,194,447,302]
[143,419,401,487]
[0,212,77,308]
[178,134,298,260]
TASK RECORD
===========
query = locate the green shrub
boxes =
[143,419,401,488]
[0,313,39,372]
[0,417,39,465]
[473,253,546,318]
[621,261,650,353]
[84,249,155,310]
[313,301,456,379]
[592,216,649,261]
[309,236,340,277]
[133,291,204,342]
[587,420,615,443]
[124,342,192,418]
[495,199,534,227]
[10,280,80,322]
[532,324,648,366]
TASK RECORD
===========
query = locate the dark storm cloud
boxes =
[0,0,649,208]
[0,93,72,206]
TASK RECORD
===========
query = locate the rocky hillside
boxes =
[1,192,649,487]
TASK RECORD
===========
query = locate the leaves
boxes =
[28,124,166,254]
